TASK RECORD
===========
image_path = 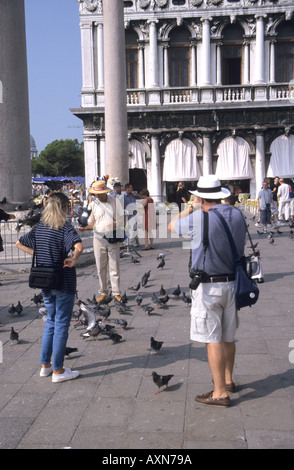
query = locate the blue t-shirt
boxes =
[20,220,81,293]
[175,204,246,275]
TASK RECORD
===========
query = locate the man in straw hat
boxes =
[169,175,246,407]
[79,180,124,303]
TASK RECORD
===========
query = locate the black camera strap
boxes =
[202,211,209,271]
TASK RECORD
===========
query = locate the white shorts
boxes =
[190,281,238,343]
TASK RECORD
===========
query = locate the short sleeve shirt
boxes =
[174,204,246,275]
[19,220,81,293]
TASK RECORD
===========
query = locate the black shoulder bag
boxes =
[29,242,64,290]
[212,210,259,310]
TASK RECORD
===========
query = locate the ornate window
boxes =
[221,23,243,85]
[275,21,294,83]
[125,30,138,89]
[168,27,190,87]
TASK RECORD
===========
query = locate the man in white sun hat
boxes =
[168,175,246,407]
[78,180,124,304]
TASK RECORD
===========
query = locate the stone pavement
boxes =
[0,212,294,450]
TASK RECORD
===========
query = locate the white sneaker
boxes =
[40,364,53,377]
[52,367,80,383]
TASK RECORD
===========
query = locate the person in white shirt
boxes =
[277,178,291,222]
[78,180,124,303]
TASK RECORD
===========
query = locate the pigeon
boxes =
[15,301,23,315]
[157,259,165,269]
[135,293,143,305]
[182,292,192,306]
[142,305,154,316]
[157,253,165,260]
[10,327,19,345]
[150,336,164,354]
[121,292,128,304]
[0,196,7,204]
[141,270,151,287]
[77,300,96,331]
[151,292,168,309]
[65,347,78,357]
[108,318,128,330]
[172,285,181,297]
[96,305,111,321]
[131,254,140,264]
[159,285,166,296]
[31,293,43,306]
[159,294,169,305]
[129,282,141,292]
[81,321,101,339]
[105,331,122,344]
[39,307,48,324]
[269,238,275,244]
[152,371,174,394]
[8,304,16,316]
[276,229,282,235]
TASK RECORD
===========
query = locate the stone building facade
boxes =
[73,0,294,200]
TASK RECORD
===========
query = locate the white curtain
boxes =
[163,138,201,181]
[216,136,253,180]
[128,140,146,169]
[267,135,294,178]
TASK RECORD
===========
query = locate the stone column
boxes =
[103,0,129,185]
[0,0,31,205]
[201,19,211,86]
[202,133,212,175]
[254,15,266,84]
[150,135,162,202]
[216,42,222,86]
[80,21,95,106]
[243,40,250,85]
[269,39,276,84]
[190,42,197,86]
[83,135,98,189]
[97,23,104,90]
[138,42,145,88]
[148,20,159,88]
[255,130,266,198]
[163,43,169,87]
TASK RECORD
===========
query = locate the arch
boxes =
[221,22,244,86]
[162,138,201,181]
[267,134,294,178]
[216,135,254,180]
[125,29,140,88]
[128,139,147,169]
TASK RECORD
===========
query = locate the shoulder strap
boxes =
[202,211,209,251]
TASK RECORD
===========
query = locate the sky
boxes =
[25,0,84,154]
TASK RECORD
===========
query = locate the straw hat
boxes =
[88,180,111,195]
[190,175,230,199]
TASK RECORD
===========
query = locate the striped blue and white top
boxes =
[19,220,82,293]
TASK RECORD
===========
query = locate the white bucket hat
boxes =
[190,175,230,199]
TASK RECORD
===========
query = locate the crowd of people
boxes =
[256,176,294,233]
[5,173,291,405]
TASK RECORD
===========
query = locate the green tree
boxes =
[31,139,84,177]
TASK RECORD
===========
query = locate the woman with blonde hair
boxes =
[16,193,83,383]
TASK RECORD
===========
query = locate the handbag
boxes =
[212,210,259,310]
[29,242,63,290]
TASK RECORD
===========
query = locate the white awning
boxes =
[163,138,201,182]
[128,140,146,169]
[216,136,253,180]
[267,134,294,178]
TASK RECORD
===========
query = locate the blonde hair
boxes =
[42,193,69,230]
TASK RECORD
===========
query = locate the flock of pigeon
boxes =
[4,252,191,394]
